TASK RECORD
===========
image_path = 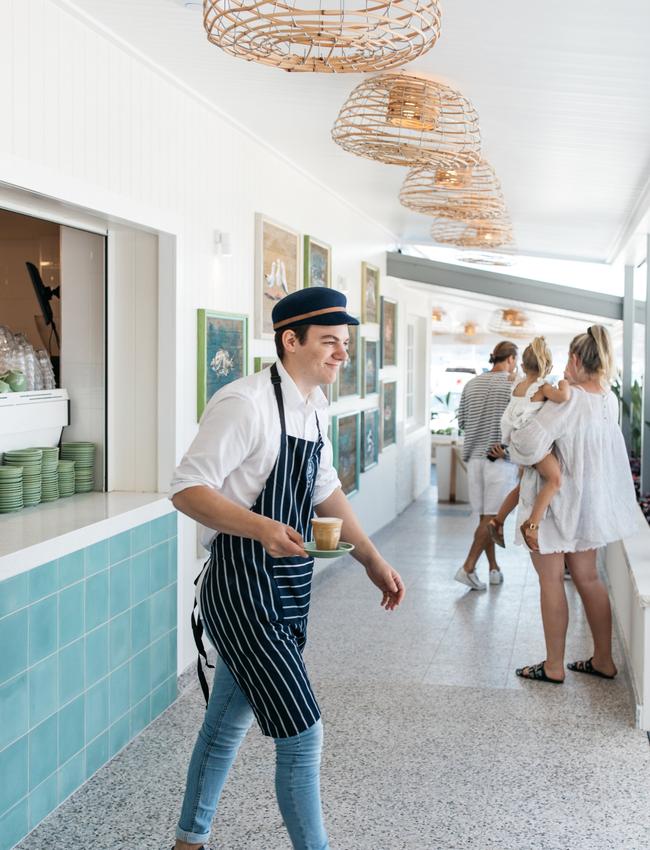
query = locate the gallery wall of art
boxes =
[0,0,432,671]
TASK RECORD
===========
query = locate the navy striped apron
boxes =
[198,364,323,738]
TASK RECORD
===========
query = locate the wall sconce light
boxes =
[214,229,232,257]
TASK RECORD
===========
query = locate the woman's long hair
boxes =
[569,325,615,385]
[522,336,552,378]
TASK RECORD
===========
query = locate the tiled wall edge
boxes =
[0,497,175,582]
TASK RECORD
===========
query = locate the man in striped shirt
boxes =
[454,341,519,590]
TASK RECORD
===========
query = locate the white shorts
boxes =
[467,457,519,516]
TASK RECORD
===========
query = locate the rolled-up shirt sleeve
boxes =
[508,390,575,467]
[168,395,257,499]
[313,410,341,505]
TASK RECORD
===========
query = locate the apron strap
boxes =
[270,363,287,435]
[192,558,214,708]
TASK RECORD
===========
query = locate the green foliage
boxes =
[612,378,648,458]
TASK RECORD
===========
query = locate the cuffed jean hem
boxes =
[175,826,211,844]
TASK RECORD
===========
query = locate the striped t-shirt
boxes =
[457,372,514,461]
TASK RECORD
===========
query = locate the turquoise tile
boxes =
[130,523,150,554]
[58,550,84,588]
[150,589,169,642]
[130,551,150,605]
[168,629,177,680]
[167,512,177,538]
[57,750,85,803]
[167,584,177,632]
[150,515,169,545]
[58,582,84,647]
[85,572,108,631]
[29,714,58,789]
[0,799,28,850]
[109,560,130,617]
[58,638,85,706]
[130,649,150,706]
[167,673,178,706]
[168,538,178,581]
[85,541,108,577]
[130,697,150,738]
[29,561,58,603]
[109,532,130,565]
[29,596,57,666]
[85,625,109,688]
[28,772,57,830]
[29,656,58,727]
[0,734,28,814]
[0,609,28,685]
[58,695,84,765]
[85,678,109,743]
[149,543,169,594]
[108,714,130,759]
[150,636,168,691]
[85,730,109,779]
[0,673,28,751]
[109,663,130,724]
[109,610,130,671]
[0,573,28,618]
[150,680,170,720]
[130,600,150,654]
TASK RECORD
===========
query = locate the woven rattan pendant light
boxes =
[331,73,481,167]
[430,217,514,249]
[400,159,507,221]
[203,0,442,73]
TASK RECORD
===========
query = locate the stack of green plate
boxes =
[57,460,76,498]
[39,447,60,502]
[60,442,95,493]
[3,449,43,507]
[0,465,24,513]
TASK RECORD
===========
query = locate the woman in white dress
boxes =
[508,326,640,684]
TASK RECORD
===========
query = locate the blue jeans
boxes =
[177,656,329,850]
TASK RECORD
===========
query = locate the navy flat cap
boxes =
[272,287,359,331]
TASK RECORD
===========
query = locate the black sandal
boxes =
[515,661,564,684]
[567,657,616,680]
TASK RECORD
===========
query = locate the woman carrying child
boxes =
[488,337,570,552]
[504,326,639,684]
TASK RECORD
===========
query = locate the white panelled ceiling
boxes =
[64,0,650,263]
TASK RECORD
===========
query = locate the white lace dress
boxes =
[508,387,639,553]
[500,378,546,445]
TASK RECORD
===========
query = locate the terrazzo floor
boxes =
[16,481,650,850]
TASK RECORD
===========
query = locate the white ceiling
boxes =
[65,0,650,263]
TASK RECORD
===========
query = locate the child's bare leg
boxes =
[529,454,562,526]
[494,484,520,525]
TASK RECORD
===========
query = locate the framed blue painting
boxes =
[197,309,248,420]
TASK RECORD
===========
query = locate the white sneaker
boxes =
[454,566,486,591]
[489,569,504,585]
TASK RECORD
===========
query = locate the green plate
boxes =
[304,541,355,560]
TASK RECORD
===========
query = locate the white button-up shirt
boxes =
[169,359,341,549]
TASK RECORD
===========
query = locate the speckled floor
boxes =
[16,482,650,850]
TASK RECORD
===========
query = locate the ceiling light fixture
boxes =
[332,73,481,167]
[431,217,514,250]
[400,159,507,221]
[203,0,442,73]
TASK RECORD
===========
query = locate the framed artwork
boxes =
[362,339,379,397]
[380,297,397,367]
[333,412,360,497]
[254,356,276,372]
[361,262,380,324]
[380,379,397,449]
[255,213,302,339]
[304,235,331,288]
[337,322,360,398]
[197,310,248,420]
[361,408,380,472]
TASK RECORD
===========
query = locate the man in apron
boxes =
[169,287,404,850]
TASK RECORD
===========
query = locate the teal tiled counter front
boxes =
[0,512,178,850]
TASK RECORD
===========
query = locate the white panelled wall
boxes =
[0,0,432,673]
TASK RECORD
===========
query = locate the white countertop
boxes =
[0,492,173,581]
[623,508,650,608]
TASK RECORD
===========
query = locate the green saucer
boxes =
[304,541,355,560]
